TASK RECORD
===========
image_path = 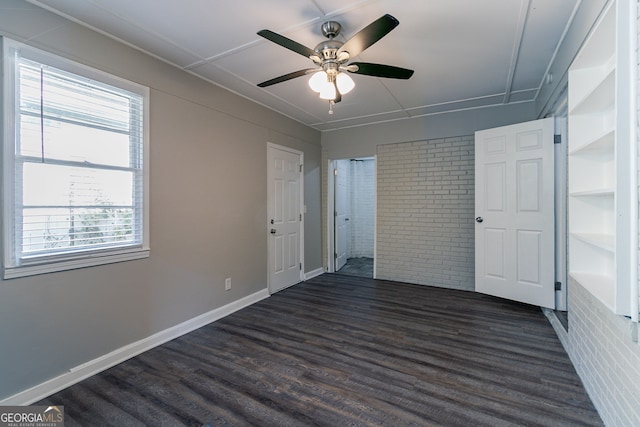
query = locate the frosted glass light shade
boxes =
[336,72,355,94]
[319,82,336,100]
[308,71,327,93]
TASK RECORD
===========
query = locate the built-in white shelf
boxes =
[571,232,615,253]
[569,67,615,116]
[568,128,614,156]
[569,188,615,197]
[567,0,634,317]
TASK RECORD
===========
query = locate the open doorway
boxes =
[328,157,375,278]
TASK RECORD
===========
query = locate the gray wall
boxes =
[0,0,321,400]
[322,102,536,160]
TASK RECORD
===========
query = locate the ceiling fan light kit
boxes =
[336,72,355,94]
[309,71,354,93]
[257,14,414,114]
[319,81,337,100]
[308,70,328,92]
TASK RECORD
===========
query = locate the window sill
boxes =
[3,248,150,279]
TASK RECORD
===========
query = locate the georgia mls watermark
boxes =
[0,406,64,427]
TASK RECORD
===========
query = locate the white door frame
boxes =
[326,159,337,273]
[553,103,568,312]
[335,159,350,271]
[544,86,569,312]
[326,157,377,276]
[267,143,304,293]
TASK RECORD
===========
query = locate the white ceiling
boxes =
[26,0,579,132]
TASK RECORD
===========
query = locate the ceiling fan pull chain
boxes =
[328,100,335,115]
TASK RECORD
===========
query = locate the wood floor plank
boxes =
[38,274,603,426]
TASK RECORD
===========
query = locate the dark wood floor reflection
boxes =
[39,274,602,426]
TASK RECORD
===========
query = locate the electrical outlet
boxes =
[224,277,231,291]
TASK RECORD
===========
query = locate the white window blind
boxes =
[3,40,149,278]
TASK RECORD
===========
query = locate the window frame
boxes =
[2,38,150,279]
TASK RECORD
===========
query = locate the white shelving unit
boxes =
[567,0,635,316]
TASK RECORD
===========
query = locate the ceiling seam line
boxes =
[532,0,583,109]
[503,0,530,104]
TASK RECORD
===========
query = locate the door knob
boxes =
[475,217,484,223]
[270,228,277,234]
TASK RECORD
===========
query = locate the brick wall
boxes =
[547,279,640,426]
[376,136,475,290]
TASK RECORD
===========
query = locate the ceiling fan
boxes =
[257,14,414,113]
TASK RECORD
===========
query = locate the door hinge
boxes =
[554,134,561,144]
[334,168,338,176]
[300,164,303,173]
[300,263,302,270]
[555,281,562,291]
[300,213,302,221]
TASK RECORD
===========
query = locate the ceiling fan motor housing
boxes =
[314,39,344,61]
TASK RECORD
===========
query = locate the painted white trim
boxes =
[3,248,150,280]
[373,154,378,279]
[627,0,638,323]
[327,157,377,274]
[550,89,568,312]
[304,267,324,280]
[266,143,305,293]
[299,153,305,282]
[0,289,270,405]
[326,159,336,273]
[2,38,151,278]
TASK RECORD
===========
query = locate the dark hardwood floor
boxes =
[38,274,602,426]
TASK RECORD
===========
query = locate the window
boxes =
[2,39,149,279]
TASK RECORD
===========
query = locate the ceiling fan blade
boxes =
[349,62,414,79]
[257,29,316,58]
[338,14,399,58]
[257,69,316,87]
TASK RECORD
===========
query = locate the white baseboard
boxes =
[304,267,324,280]
[1,288,270,406]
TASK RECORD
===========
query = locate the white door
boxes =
[335,160,348,271]
[475,118,555,309]
[267,144,302,293]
